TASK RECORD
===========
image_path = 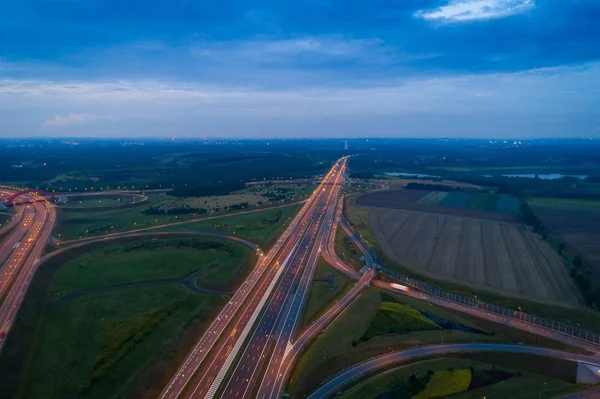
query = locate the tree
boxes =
[558,243,565,254]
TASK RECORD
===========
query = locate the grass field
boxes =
[0,237,254,399]
[466,193,498,211]
[299,258,354,329]
[529,197,600,213]
[439,192,471,208]
[361,301,440,340]
[55,186,309,240]
[153,183,312,212]
[0,212,10,226]
[344,193,380,251]
[370,207,580,304]
[288,286,585,397]
[61,194,142,208]
[153,203,301,248]
[340,358,579,399]
[334,228,365,270]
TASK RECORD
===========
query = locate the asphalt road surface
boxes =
[308,343,600,399]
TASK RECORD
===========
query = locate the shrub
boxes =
[413,369,471,399]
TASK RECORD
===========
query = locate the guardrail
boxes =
[380,267,600,345]
[340,216,600,346]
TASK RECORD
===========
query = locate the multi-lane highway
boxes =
[0,190,56,347]
[4,158,600,398]
[160,157,349,399]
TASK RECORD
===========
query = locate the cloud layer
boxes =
[41,113,115,129]
[0,0,598,137]
[416,0,535,22]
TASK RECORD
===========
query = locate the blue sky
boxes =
[1,0,599,138]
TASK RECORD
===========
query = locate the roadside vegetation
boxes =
[59,194,142,209]
[299,258,354,330]
[55,186,308,241]
[340,357,581,399]
[153,203,301,248]
[288,288,584,397]
[334,228,364,270]
[0,237,254,399]
[0,212,10,226]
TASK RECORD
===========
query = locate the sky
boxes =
[1,0,599,138]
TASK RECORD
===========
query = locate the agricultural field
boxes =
[533,208,600,282]
[529,197,600,213]
[369,207,580,304]
[357,190,521,223]
[0,237,254,399]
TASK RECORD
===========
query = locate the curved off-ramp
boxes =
[308,343,600,399]
[46,231,261,264]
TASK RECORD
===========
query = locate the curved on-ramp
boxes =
[307,343,600,399]
[45,231,262,265]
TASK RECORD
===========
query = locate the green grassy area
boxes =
[55,189,305,241]
[0,237,254,399]
[417,191,449,205]
[439,192,470,208]
[289,287,587,397]
[55,193,187,239]
[153,203,301,248]
[61,195,139,208]
[334,228,365,270]
[299,258,354,330]
[414,369,471,399]
[340,358,580,399]
[344,198,600,333]
[0,212,11,226]
[51,238,250,295]
[466,193,498,211]
[361,301,440,340]
[529,197,600,213]
[343,193,379,252]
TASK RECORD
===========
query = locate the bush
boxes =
[413,369,471,399]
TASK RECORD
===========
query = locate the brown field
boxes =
[368,207,581,305]
[535,210,600,281]
[357,190,520,223]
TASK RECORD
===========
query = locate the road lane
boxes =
[307,343,600,399]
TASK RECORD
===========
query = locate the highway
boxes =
[159,158,348,399]
[0,190,56,348]
[220,161,347,399]
[307,343,600,399]
[4,161,600,397]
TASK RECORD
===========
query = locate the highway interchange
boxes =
[2,159,600,398]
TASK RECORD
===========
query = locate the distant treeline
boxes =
[0,140,344,196]
[520,198,600,307]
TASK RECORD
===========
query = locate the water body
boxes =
[486,173,589,180]
[385,172,441,179]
